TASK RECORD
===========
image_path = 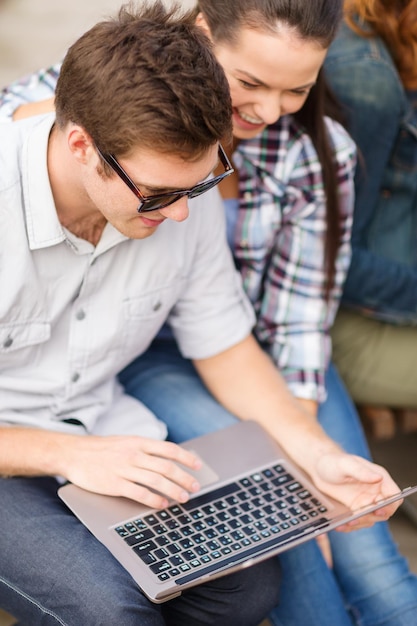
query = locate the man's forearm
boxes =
[0,426,73,477]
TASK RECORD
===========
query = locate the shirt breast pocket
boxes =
[0,321,51,369]
[120,282,183,362]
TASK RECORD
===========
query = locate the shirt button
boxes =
[153,301,162,311]
[3,336,13,348]
[76,310,86,320]
[71,372,80,383]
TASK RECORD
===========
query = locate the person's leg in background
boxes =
[331,308,417,408]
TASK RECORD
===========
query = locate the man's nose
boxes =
[159,196,189,222]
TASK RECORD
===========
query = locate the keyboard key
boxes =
[155,535,170,547]
[124,529,154,546]
[135,551,156,565]
[182,550,197,561]
[150,561,171,574]
[168,505,183,516]
[153,524,167,535]
[287,482,303,492]
[157,511,171,522]
[167,543,181,555]
[166,519,180,530]
[154,548,169,559]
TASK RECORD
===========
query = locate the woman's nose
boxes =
[255,94,281,125]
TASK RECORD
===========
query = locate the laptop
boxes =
[58,420,417,603]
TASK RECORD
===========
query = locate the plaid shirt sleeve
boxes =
[0,63,61,122]
[233,116,355,402]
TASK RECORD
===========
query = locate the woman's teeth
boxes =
[238,111,263,124]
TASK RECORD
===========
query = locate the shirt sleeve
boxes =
[0,63,61,122]
[168,187,256,360]
[237,119,355,402]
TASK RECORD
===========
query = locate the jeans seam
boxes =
[0,577,69,626]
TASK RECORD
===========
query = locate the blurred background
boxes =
[0,0,194,86]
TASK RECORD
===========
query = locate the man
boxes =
[0,2,401,625]
[0,3,280,624]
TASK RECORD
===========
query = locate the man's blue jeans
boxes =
[0,474,280,625]
[119,338,417,626]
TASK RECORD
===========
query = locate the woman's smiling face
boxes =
[199,18,328,140]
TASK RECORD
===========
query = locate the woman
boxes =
[1,1,417,624]
[324,0,417,426]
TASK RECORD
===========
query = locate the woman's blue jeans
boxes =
[119,338,417,626]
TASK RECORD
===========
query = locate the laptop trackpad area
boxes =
[184,450,219,488]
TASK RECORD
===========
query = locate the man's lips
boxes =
[139,215,165,227]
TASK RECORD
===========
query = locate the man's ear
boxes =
[67,126,95,165]
[195,12,213,41]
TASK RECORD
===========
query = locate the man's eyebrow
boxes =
[134,160,220,195]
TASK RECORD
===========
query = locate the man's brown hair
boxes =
[55,1,232,159]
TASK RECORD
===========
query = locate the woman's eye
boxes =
[290,88,311,96]
[238,79,258,89]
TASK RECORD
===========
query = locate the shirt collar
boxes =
[22,113,66,251]
[22,114,129,254]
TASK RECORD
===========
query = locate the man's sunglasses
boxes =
[96,144,234,213]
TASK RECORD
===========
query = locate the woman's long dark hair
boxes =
[196,0,346,299]
[294,71,347,298]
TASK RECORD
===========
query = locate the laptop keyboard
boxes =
[114,463,329,585]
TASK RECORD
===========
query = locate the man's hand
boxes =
[62,434,203,509]
[0,427,202,510]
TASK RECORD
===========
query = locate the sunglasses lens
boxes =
[139,193,182,213]
[188,174,227,199]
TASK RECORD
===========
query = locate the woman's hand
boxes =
[311,450,401,531]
